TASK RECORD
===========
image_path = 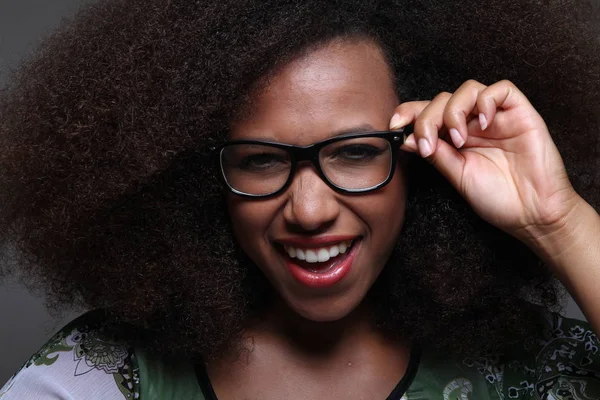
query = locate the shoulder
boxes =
[499,311,600,399]
[0,310,140,399]
[409,311,600,399]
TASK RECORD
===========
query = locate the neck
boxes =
[246,298,380,359]
[206,296,412,400]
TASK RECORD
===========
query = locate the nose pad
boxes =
[282,165,340,232]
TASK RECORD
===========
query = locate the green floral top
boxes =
[2,310,600,399]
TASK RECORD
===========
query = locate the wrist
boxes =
[520,195,600,273]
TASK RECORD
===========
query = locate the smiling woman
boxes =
[225,39,407,324]
[1,0,600,399]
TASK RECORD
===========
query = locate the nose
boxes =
[282,165,340,232]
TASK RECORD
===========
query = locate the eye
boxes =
[333,144,385,161]
[237,152,289,170]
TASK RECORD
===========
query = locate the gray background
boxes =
[0,0,590,385]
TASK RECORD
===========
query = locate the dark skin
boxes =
[211,40,410,399]
[209,303,410,399]
[2,0,599,368]
[209,37,600,399]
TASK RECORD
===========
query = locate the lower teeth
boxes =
[306,261,339,273]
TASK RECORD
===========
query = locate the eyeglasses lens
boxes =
[220,137,393,196]
[319,137,392,190]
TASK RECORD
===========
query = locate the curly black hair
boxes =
[1,0,599,361]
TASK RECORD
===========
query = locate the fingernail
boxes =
[389,114,405,129]
[403,134,418,151]
[449,128,465,148]
[418,138,432,157]
[479,113,488,131]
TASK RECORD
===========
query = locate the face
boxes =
[227,38,406,321]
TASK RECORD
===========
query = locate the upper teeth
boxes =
[284,240,353,263]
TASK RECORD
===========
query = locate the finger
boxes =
[443,79,487,148]
[389,101,431,130]
[413,92,452,158]
[402,128,452,153]
[390,101,429,154]
[401,133,418,152]
[447,117,505,148]
[476,80,529,131]
[427,139,466,191]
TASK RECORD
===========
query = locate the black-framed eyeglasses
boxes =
[213,128,411,198]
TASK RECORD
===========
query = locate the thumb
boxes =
[425,140,466,191]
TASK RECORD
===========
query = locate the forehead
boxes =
[230,38,398,145]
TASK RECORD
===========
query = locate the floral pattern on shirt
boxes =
[7,313,140,399]
[4,310,600,400]
[491,313,600,399]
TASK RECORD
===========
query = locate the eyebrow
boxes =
[237,123,379,142]
[329,124,377,138]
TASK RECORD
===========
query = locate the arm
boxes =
[526,195,600,333]
[390,79,600,332]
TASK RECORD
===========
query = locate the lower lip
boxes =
[285,241,359,289]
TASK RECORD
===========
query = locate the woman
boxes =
[1,0,600,398]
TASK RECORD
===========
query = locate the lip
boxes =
[282,239,360,289]
[276,235,359,248]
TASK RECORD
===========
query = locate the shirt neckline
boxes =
[195,345,421,400]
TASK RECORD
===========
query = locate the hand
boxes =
[390,79,580,243]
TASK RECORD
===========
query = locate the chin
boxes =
[286,291,365,322]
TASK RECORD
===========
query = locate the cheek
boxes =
[226,195,277,254]
[361,166,407,263]
[376,183,406,276]
[228,198,259,235]
[372,165,407,233]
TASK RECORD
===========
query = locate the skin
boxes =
[216,39,411,400]
[210,38,600,400]
[392,81,600,334]
[226,38,406,323]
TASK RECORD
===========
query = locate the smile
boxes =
[283,240,353,263]
[276,237,360,288]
